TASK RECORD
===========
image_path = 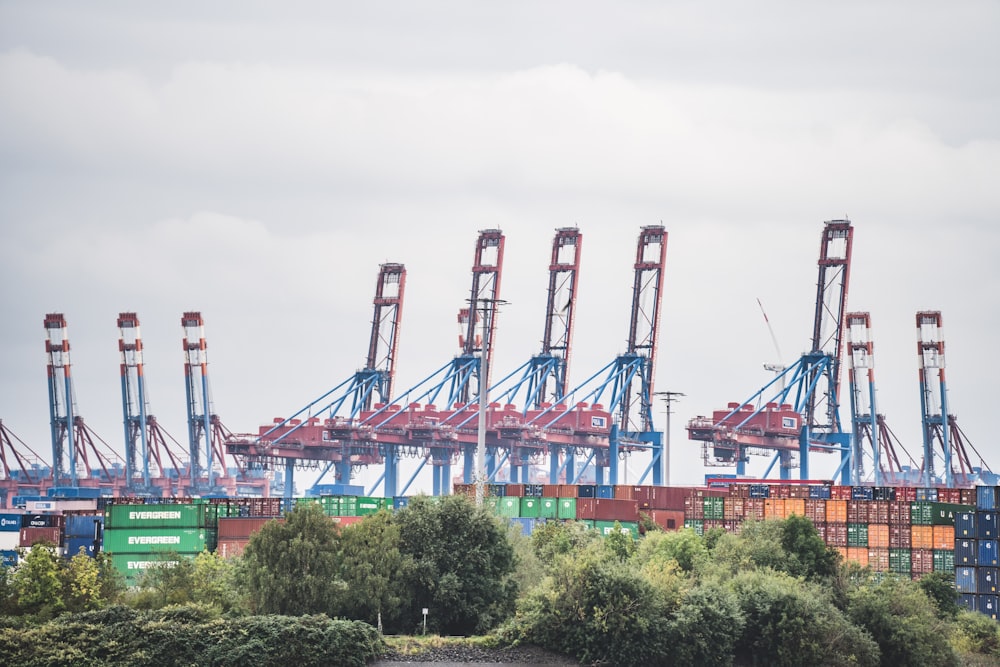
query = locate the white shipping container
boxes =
[26,499,98,512]
[0,532,20,550]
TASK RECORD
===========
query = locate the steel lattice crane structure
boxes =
[688,220,854,482]
[485,226,666,487]
[915,311,995,487]
[0,420,51,507]
[845,312,919,485]
[44,313,128,494]
[225,263,407,497]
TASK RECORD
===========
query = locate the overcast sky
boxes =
[1,1,998,495]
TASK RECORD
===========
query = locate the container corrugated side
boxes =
[105,503,212,529]
[103,527,212,554]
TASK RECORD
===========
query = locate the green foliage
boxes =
[9,544,65,619]
[918,570,961,619]
[709,518,839,582]
[240,503,345,615]
[61,548,103,613]
[847,575,960,667]
[394,494,518,635]
[529,518,599,567]
[635,527,708,572]
[334,509,406,629]
[779,514,840,580]
[953,609,1000,657]
[0,606,384,667]
[664,581,743,666]
[514,544,671,667]
[730,569,880,667]
[603,521,637,562]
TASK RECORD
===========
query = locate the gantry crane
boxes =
[44,313,127,495]
[845,312,919,485]
[688,220,854,482]
[226,263,406,497]
[915,311,995,487]
[0,420,51,508]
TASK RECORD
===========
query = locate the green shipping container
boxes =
[111,553,189,586]
[339,497,359,517]
[703,497,725,520]
[847,523,869,547]
[519,497,541,518]
[889,548,911,574]
[356,497,384,516]
[932,549,955,573]
[557,498,577,520]
[684,519,704,536]
[930,503,974,526]
[105,503,213,529]
[539,498,558,519]
[594,520,639,539]
[103,527,213,554]
[319,496,341,515]
[496,497,520,518]
[910,502,934,525]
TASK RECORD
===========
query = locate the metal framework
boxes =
[916,311,994,487]
[845,312,918,485]
[687,220,854,482]
[0,420,51,507]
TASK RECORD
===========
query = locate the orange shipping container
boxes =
[765,499,784,519]
[911,525,935,550]
[868,547,889,572]
[846,547,869,567]
[646,510,685,531]
[932,525,955,550]
[834,546,849,561]
[746,499,765,521]
[826,500,848,524]
[868,524,890,548]
[785,499,806,518]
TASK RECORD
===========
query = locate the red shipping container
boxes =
[815,523,828,542]
[646,510,685,531]
[592,498,638,522]
[541,484,560,498]
[868,548,890,572]
[939,488,961,504]
[805,499,826,524]
[505,484,525,498]
[889,501,911,525]
[216,538,249,559]
[889,524,912,549]
[911,548,934,575]
[896,487,917,502]
[20,527,62,546]
[576,498,596,520]
[557,484,579,498]
[614,485,637,501]
[218,517,284,540]
[684,496,704,520]
[656,487,692,511]
[871,502,890,524]
[746,498,765,521]
[830,486,853,501]
[826,523,848,547]
[847,501,869,524]
[723,520,742,534]
[960,488,977,506]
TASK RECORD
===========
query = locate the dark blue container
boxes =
[978,567,999,594]
[64,537,97,559]
[525,484,545,497]
[979,539,999,567]
[0,550,17,568]
[955,539,977,566]
[873,487,896,501]
[977,486,997,511]
[956,511,977,539]
[978,512,998,539]
[959,593,977,612]
[597,485,615,499]
[749,484,770,499]
[977,595,999,620]
[65,515,103,539]
[808,485,831,499]
[851,486,874,501]
[956,567,978,593]
[577,484,597,498]
[487,484,506,498]
[0,514,21,532]
[916,487,939,502]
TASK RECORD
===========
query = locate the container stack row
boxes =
[953,486,1000,620]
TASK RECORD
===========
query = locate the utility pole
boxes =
[655,391,685,486]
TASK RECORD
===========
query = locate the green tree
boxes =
[61,548,103,613]
[395,494,517,635]
[634,527,707,572]
[918,571,960,619]
[335,510,406,629]
[240,502,345,615]
[529,518,599,568]
[603,522,637,562]
[847,575,960,667]
[665,580,743,666]
[10,544,65,619]
[780,514,839,580]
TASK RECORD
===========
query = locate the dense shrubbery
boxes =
[3,499,1000,666]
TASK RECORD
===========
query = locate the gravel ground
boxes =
[372,643,581,665]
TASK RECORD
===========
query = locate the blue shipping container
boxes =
[65,515,103,538]
[956,567,977,593]
[978,567,999,595]
[597,485,615,499]
[956,512,977,539]
[64,537,97,558]
[977,595,999,620]
[956,539,977,566]
[959,593,977,612]
[0,513,22,532]
[392,496,410,510]
[979,512,998,540]
[577,485,597,498]
[749,484,770,499]
[808,485,831,499]
[979,539,999,567]
[509,517,539,537]
[851,486,874,501]
[978,486,997,511]
[916,488,939,502]
[1,550,17,567]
